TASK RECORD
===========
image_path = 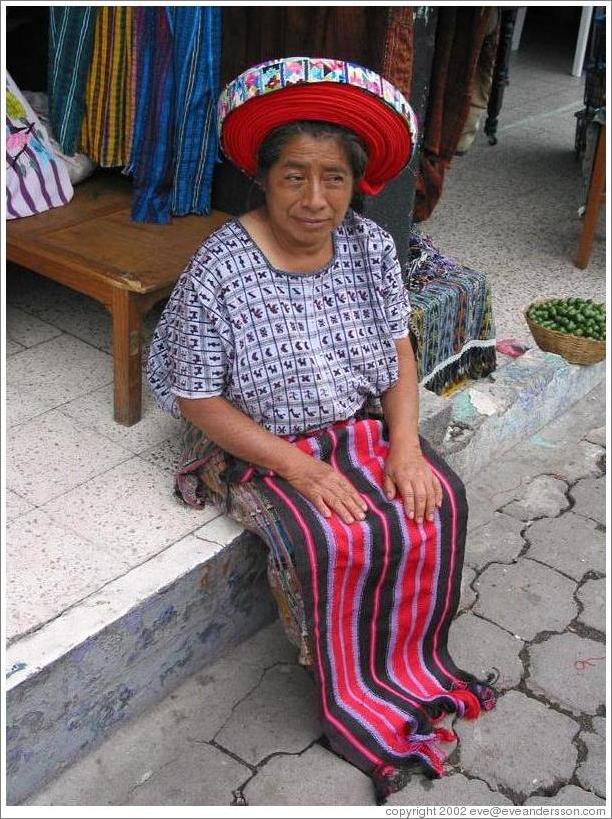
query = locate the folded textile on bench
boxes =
[404,230,496,395]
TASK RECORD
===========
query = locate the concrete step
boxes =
[6,349,605,804]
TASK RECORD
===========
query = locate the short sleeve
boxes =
[147,264,231,416]
[381,232,411,339]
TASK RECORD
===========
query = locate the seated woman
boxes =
[148,56,495,802]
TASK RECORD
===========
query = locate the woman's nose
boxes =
[302,180,326,209]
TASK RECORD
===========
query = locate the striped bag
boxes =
[6,73,73,219]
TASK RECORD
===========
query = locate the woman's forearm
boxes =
[380,336,421,450]
[177,395,310,478]
[179,395,369,524]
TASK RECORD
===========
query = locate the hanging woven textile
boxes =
[414,7,499,221]
[168,6,222,217]
[380,7,415,100]
[125,6,222,223]
[47,6,97,155]
[78,6,135,167]
[220,6,412,90]
[123,7,174,223]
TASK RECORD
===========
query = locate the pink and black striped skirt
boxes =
[176,415,496,802]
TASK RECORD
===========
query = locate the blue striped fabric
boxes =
[168,6,222,216]
[126,7,222,224]
[48,7,97,154]
[124,8,174,224]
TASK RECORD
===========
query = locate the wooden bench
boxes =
[6,173,229,425]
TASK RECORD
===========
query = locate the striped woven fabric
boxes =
[124,7,174,223]
[175,417,496,802]
[6,73,74,219]
[125,7,222,223]
[404,232,496,394]
[168,6,222,216]
[48,6,97,155]
[78,6,135,167]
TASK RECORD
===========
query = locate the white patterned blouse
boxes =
[147,210,411,436]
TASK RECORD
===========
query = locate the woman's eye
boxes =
[286,175,303,182]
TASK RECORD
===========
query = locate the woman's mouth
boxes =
[296,218,328,228]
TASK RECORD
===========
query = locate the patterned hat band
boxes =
[217,56,419,197]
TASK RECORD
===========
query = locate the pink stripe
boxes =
[263,474,384,768]
[424,461,465,687]
[328,431,426,753]
[336,424,427,712]
[325,492,408,746]
[391,518,433,698]
[359,421,458,695]
[359,423,437,695]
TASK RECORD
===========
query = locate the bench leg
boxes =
[575,124,606,270]
[112,289,142,425]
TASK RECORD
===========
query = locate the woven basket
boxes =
[525,300,606,365]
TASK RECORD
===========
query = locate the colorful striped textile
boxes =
[125,7,222,223]
[78,6,135,167]
[6,73,73,219]
[48,7,97,155]
[405,231,496,394]
[175,417,496,802]
[124,8,174,224]
[168,6,222,216]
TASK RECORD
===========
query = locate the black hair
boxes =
[256,121,368,184]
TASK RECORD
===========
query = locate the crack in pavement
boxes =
[210,660,291,745]
[125,754,185,798]
[223,737,323,806]
[522,554,587,585]
[204,738,257,774]
[513,673,590,730]
[453,766,524,805]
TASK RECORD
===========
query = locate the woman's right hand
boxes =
[282,454,368,525]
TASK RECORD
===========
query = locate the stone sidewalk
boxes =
[25,381,607,808]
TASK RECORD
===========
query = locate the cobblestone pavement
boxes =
[26,384,607,808]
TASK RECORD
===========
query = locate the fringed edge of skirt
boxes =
[371,676,498,803]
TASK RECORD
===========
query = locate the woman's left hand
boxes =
[383,443,443,524]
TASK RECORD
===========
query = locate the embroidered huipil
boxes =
[147,210,411,436]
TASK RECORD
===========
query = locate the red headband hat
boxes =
[217,56,419,197]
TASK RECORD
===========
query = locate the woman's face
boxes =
[262,133,355,248]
